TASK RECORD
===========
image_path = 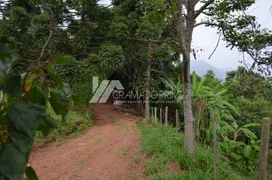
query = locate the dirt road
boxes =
[29,104,146,180]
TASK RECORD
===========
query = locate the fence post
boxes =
[213,110,217,180]
[165,106,168,127]
[259,117,271,180]
[160,108,162,124]
[151,107,153,120]
[176,109,180,132]
[155,107,157,124]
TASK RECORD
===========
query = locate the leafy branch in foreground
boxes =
[0,7,72,179]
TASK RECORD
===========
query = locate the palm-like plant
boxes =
[217,121,260,170]
[162,73,239,141]
[191,72,239,141]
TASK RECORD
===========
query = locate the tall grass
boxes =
[138,123,257,180]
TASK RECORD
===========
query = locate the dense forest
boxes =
[0,0,271,179]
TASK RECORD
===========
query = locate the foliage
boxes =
[89,43,126,76]
[217,122,260,171]
[205,0,272,74]
[36,107,93,146]
[138,123,257,179]
[0,36,70,179]
[1,0,271,178]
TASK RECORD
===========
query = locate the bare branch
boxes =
[194,0,215,18]
[208,33,221,59]
[242,52,250,70]
[37,8,54,64]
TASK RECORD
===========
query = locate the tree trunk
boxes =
[144,41,152,121]
[183,59,195,156]
[176,0,196,156]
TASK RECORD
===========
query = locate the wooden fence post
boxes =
[155,107,157,124]
[160,108,162,124]
[213,110,217,180]
[165,106,168,127]
[176,109,180,132]
[151,107,153,120]
[259,117,271,180]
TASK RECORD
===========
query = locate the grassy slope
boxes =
[36,108,93,146]
[138,123,257,180]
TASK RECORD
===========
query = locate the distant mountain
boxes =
[190,60,233,80]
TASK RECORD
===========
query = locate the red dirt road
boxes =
[29,104,146,180]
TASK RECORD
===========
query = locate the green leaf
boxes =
[231,141,245,149]
[196,78,205,95]
[0,144,28,180]
[71,94,80,106]
[240,128,257,140]
[230,152,241,161]
[51,55,69,64]
[25,87,46,106]
[0,103,37,180]
[5,103,36,138]
[242,123,261,128]
[215,89,227,96]
[2,75,22,97]
[31,105,58,136]
[62,114,68,123]
[44,66,63,88]
[243,145,252,158]
[50,91,69,118]
[25,166,38,180]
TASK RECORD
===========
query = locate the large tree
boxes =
[175,0,272,156]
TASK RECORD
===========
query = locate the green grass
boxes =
[138,123,258,180]
[35,108,93,146]
[132,156,141,164]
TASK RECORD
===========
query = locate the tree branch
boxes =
[37,8,54,64]
[194,22,218,28]
[208,33,221,59]
[194,0,215,18]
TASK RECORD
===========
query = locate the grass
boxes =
[117,148,129,157]
[35,107,93,146]
[76,156,95,166]
[138,123,258,180]
[133,156,141,164]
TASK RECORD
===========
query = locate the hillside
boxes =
[191,60,233,80]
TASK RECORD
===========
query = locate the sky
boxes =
[98,0,272,69]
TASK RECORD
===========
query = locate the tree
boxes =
[203,70,222,88]
[175,0,272,156]
[224,66,272,126]
[111,0,178,119]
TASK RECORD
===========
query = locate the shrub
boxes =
[36,107,93,146]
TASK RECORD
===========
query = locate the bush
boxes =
[72,82,93,107]
[55,56,107,107]
[35,107,93,146]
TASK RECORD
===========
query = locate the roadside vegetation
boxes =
[138,123,257,180]
[35,107,93,146]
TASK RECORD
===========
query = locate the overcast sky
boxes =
[98,0,272,69]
